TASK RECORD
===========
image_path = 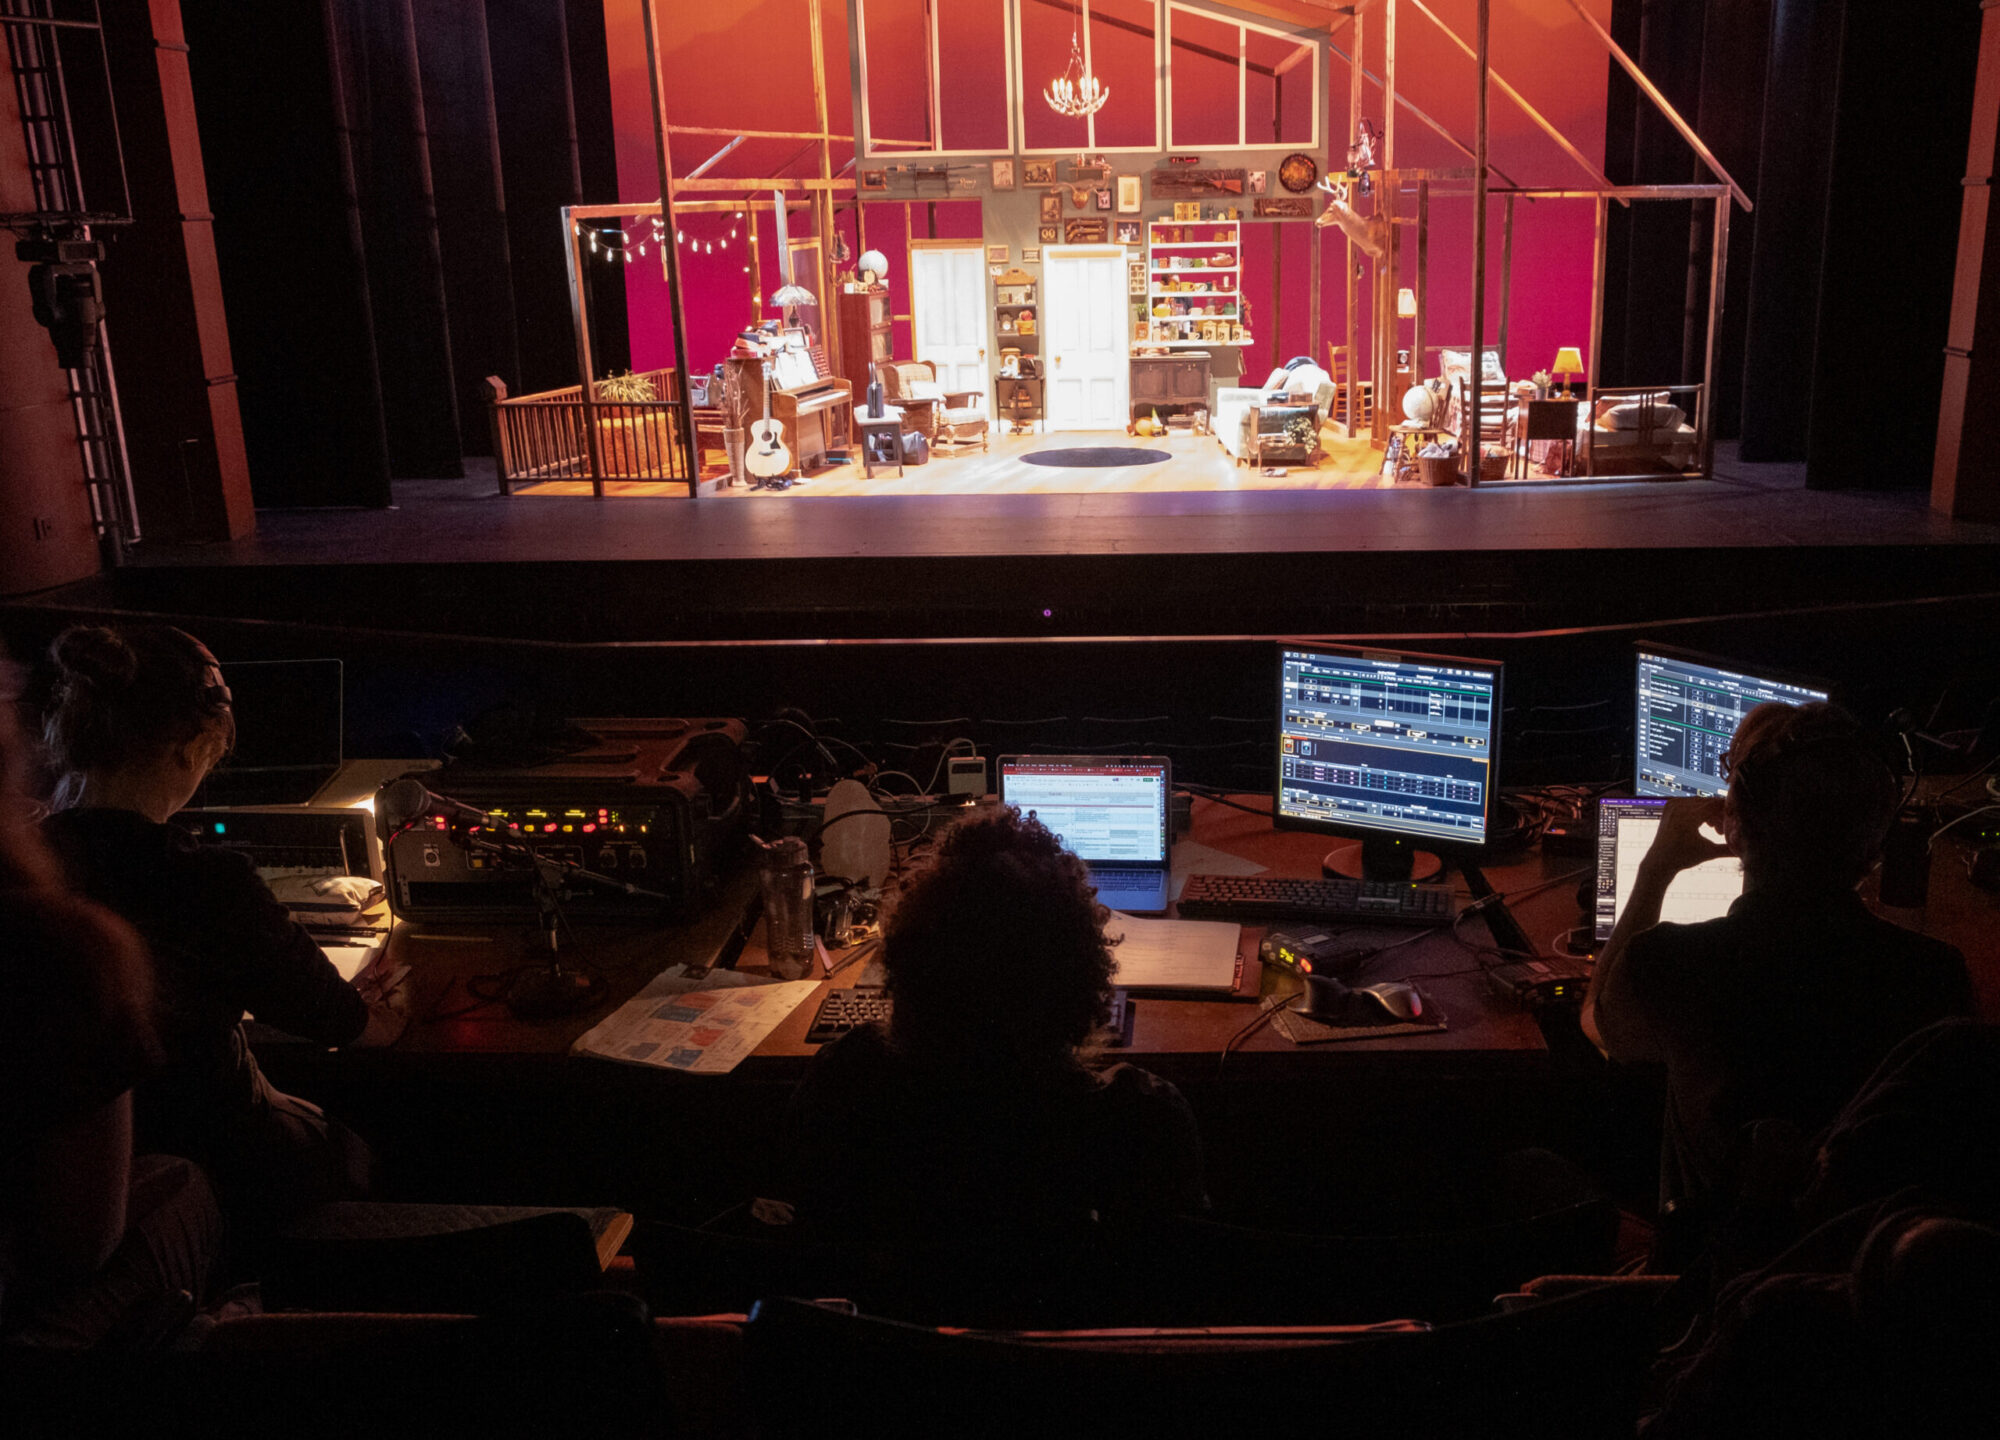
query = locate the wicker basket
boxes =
[1418,454,1459,487]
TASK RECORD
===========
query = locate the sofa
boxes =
[1214,362,1335,464]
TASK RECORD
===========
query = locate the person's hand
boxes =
[1639,796,1732,878]
[353,1000,408,1049]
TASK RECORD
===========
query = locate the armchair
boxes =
[1213,380,1333,466]
[878,360,989,452]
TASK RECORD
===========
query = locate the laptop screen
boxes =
[1593,797,1744,944]
[998,758,1170,865]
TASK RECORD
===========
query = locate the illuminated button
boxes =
[582,823,596,833]
[544,823,557,833]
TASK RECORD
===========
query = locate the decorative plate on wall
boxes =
[1278,153,1319,193]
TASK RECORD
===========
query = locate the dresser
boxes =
[837,289,893,395]
[1130,352,1212,423]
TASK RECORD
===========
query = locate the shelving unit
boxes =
[993,269,1043,431]
[1140,220,1253,350]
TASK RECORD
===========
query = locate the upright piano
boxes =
[727,348,854,476]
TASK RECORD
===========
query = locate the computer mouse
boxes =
[1294,974,1423,1025]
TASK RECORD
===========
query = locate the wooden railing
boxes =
[486,369,692,496]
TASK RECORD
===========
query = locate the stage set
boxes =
[493,0,1741,499]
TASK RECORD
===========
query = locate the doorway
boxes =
[1043,246,1130,430]
[910,241,988,409]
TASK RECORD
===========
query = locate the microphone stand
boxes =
[449,826,669,1021]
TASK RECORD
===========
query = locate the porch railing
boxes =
[486,369,692,496]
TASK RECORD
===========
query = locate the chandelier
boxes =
[1044,11,1109,119]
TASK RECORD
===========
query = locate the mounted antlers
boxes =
[1314,178,1389,260]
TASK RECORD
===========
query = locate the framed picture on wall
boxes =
[990,158,1015,190]
[1023,246,1041,263]
[1117,175,1141,212]
[1023,160,1056,186]
[1249,170,1268,194]
[1095,187,1113,211]
[1038,192,1061,223]
[1127,259,1145,293]
[1116,222,1141,246]
[1038,224,1059,244]
[986,244,1009,264]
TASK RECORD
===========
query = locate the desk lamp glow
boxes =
[1553,346,1585,399]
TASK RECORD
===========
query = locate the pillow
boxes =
[905,380,947,403]
[1439,348,1506,387]
[1599,401,1684,431]
[1261,367,1292,391]
[1283,363,1332,397]
[1594,391,1673,422]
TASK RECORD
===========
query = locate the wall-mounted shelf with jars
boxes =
[1141,220,1253,350]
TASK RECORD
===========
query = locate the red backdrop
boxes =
[602,0,1613,391]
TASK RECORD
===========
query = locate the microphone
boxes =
[378,778,494,830]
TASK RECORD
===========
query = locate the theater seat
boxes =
[743,1285,1654,1440]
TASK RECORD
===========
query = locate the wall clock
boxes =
[1278,153,1318,193]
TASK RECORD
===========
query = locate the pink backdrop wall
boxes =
[602,0,1612,392]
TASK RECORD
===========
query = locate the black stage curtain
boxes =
[182,0,620,500]
[1604,0,1980,486]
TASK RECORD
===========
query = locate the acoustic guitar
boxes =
[745,360,791,480]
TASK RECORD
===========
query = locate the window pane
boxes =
[1244,30,1314,148]
[1021,0,1093,151]
[937,0,1010,152]
[864,0,933,149]
[1169,6,1239,148]
[1088,0,1157,149]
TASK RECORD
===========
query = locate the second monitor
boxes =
[1275,643,1503,882]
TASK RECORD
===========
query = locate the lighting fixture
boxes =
[858,249,889,285]
[1043,3,1109,119]
[1553,346,1585,399]
[773,282,816,328]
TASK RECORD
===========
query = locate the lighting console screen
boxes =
[1635,648,1829,798]
[1276,647,1501,846]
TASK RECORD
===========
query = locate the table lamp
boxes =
[1553,346,1585,399]
[773,282,816,330]
[1397,287,1417,319]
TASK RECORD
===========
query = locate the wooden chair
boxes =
[1325,344,1373,434]
[879,359,987,453]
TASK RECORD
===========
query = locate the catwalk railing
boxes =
[485,370,693,496]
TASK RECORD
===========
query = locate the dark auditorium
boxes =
[6,1,2000,1434]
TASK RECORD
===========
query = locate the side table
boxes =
[855,407,905,479]
[1516,397,1581,478]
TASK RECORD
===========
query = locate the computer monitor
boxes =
[1275,643,1503,882]
[191,658,345,808]
[1593,796,1743,946]
[1634,643,1830,798]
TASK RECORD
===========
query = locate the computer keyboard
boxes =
[805,987,1131,1046]
[1177,874,1455,927]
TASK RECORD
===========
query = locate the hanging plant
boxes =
[1284,413,1315,450]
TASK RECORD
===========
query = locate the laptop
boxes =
[997,755,1174,914]
[1593,797,1743,948]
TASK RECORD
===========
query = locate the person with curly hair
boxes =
[778,806,1207,1239]
[39,625,402,1231]
[0,646,220,1347]
[1582,700,1972,1265]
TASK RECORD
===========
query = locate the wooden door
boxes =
[1044,247,1129,430]
[910,243,988,409]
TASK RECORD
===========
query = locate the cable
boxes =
[1930,804,2000,851]
[1218,995,1288,1076]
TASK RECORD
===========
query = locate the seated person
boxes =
[777,806,1207,1239]
[0,651,219,1347]
[39,625,403,1226]
[1582,701,1973,1260]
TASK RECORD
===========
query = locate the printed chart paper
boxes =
[573,965,820,1074]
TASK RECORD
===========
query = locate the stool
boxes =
[855,408,905,478]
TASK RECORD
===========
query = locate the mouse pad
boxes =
[1272,990,1447,1045]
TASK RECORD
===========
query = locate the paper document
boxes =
[573,964,820,1074]
[1106,911,1242,993]
[1170,839,1267,899]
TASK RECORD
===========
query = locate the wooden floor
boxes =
[516,427,1408,498]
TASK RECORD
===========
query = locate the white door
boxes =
[910,244,988,409]
[1043,246,1128,431]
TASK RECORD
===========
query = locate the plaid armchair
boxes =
[879,360,988,450]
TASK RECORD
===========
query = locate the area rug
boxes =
[1019,446,1172,468]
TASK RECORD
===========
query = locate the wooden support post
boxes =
[809,0,839,375]
[1415,179,1428,382]
[562,206,606,496]
[1309,222,1323,363]
[1271,226,1283,376]
[641,0,702,496]
[1702,196,1730,479]
[1498,192,1514,367]
[1345,9,1363,433]
[1933,0,2000,520]
[1468,0,1489,486]
[1588,194,1608,476]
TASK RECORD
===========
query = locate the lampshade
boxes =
[1396,287,1417,319]
[858,249,889,282]
[1553,346,1585,374]
[772,283,816,308]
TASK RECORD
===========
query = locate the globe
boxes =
[1402,384,1435,425]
